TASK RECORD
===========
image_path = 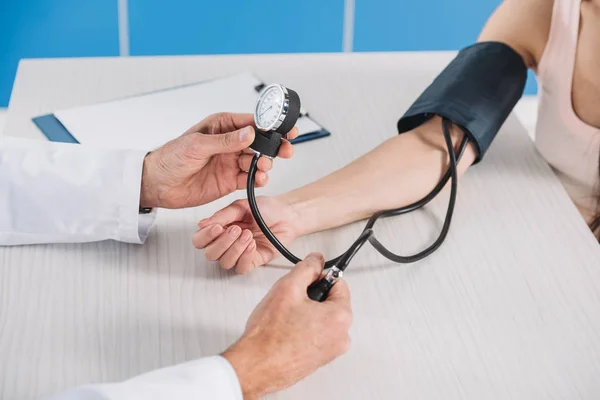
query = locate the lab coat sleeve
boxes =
[44,356,243,400]
[0,137,156,245]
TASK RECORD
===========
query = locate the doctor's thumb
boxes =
[199,126,255,156]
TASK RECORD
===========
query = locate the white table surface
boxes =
[2,52,600,400]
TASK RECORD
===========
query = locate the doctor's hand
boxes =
[194,196,303,274]
[139,113,298,209]
[222,253,352,400]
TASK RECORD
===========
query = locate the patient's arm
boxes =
[279,117,476,236]
[193,117,476,274]
[269,0,552,236]
[193,0,549,273]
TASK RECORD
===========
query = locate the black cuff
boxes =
[397,42,528,163]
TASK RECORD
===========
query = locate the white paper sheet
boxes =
[54,72,323,151]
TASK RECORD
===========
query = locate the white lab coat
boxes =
[0,137,242,400]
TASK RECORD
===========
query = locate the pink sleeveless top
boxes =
[536,0,600,223]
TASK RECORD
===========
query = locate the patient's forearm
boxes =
[278,116,478,236]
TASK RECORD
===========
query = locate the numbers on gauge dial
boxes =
[256,86,284,129]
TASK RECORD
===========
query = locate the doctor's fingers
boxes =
[238,154,273,172]
[239,137,294,163]
[236,171,268,190]
[237,141,294,172]
[184,113,255,136]
[277,140,294,159]
[286,127,299,141]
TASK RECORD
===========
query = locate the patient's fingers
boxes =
[235,241,261,275]
[204,226,242,261]
[219,230,254,270]
[199,203,247,229]
[192,224,223,249]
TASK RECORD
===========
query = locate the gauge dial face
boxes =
[255,85,286,131]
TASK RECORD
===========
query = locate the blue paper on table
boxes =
[33,73,331,149]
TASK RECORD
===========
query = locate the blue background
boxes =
[0,0,537,107]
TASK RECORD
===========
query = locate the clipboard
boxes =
[32,73,331,150]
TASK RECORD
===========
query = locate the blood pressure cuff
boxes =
[397,41,527,162]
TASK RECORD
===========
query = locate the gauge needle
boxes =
[259,105,273,117]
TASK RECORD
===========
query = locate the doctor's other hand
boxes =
[139,113,299,209]
[194,196,302,274]
[222,253,352,400]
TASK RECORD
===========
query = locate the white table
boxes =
[2,53,600,400]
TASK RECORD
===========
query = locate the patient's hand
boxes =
[194,196,301,274]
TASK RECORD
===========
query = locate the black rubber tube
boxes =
[246,117,469,270]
